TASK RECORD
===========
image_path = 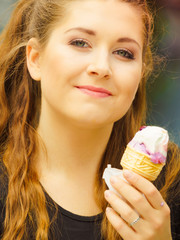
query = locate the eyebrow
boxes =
[64,27,141,49]
[65,27,96,36]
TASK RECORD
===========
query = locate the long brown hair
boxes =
[0,0,179,239]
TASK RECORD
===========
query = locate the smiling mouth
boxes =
[75,85,112,98]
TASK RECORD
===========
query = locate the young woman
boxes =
[0,0,179,239]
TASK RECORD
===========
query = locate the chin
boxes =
[69,115,114,129]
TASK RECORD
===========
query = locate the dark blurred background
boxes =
[0,0,180,146]
[146,0,180,146]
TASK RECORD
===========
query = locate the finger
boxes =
[105,190,138,222]
[109,176,154,220]
[105,207,136,239]
[123,170,166,210]
[104,190,147,233]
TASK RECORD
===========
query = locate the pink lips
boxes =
[75,85,112,98]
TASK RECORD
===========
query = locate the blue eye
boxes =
[70,39,89,48]
[114,49,134,60]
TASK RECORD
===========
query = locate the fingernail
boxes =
[105,190,111,198]
[106,207,111,213]
[160,202,164,207]
[123,169,133,178]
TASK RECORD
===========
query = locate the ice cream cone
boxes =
[120,145,165,181]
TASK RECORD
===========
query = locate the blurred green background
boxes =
[146,0,180,146]
[0,0,179,146]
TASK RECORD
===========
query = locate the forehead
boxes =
[62,1,143,36]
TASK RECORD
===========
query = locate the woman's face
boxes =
[37,0,144,128]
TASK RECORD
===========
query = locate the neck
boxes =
[37,110,113,182]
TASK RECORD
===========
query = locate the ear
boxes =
[26,38,41,81]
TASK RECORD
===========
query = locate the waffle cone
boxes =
[120,145,164,181]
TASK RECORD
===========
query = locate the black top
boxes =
[0,162,180,240]
[0,162,103,240]
[45,190,103,240]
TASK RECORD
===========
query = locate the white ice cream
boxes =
[102,126,169,192]
[128,126,169,163]
[129,126,169,157]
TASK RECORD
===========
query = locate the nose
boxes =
[86,50,112,79]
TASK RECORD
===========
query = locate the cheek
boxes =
[115,64,142,98]
[110,67,141,122]
[41,47,88,83]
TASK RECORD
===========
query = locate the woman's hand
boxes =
[104,170,172,240]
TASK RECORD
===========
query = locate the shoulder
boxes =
[170,200,180,240]
[0,160,8,236]
[154,142,180,240]
[166,142,180,203]
[0,160,8,201]
[154,142,180,200]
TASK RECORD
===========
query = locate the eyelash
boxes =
[70,39,90,48]
[69,39,135,60]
